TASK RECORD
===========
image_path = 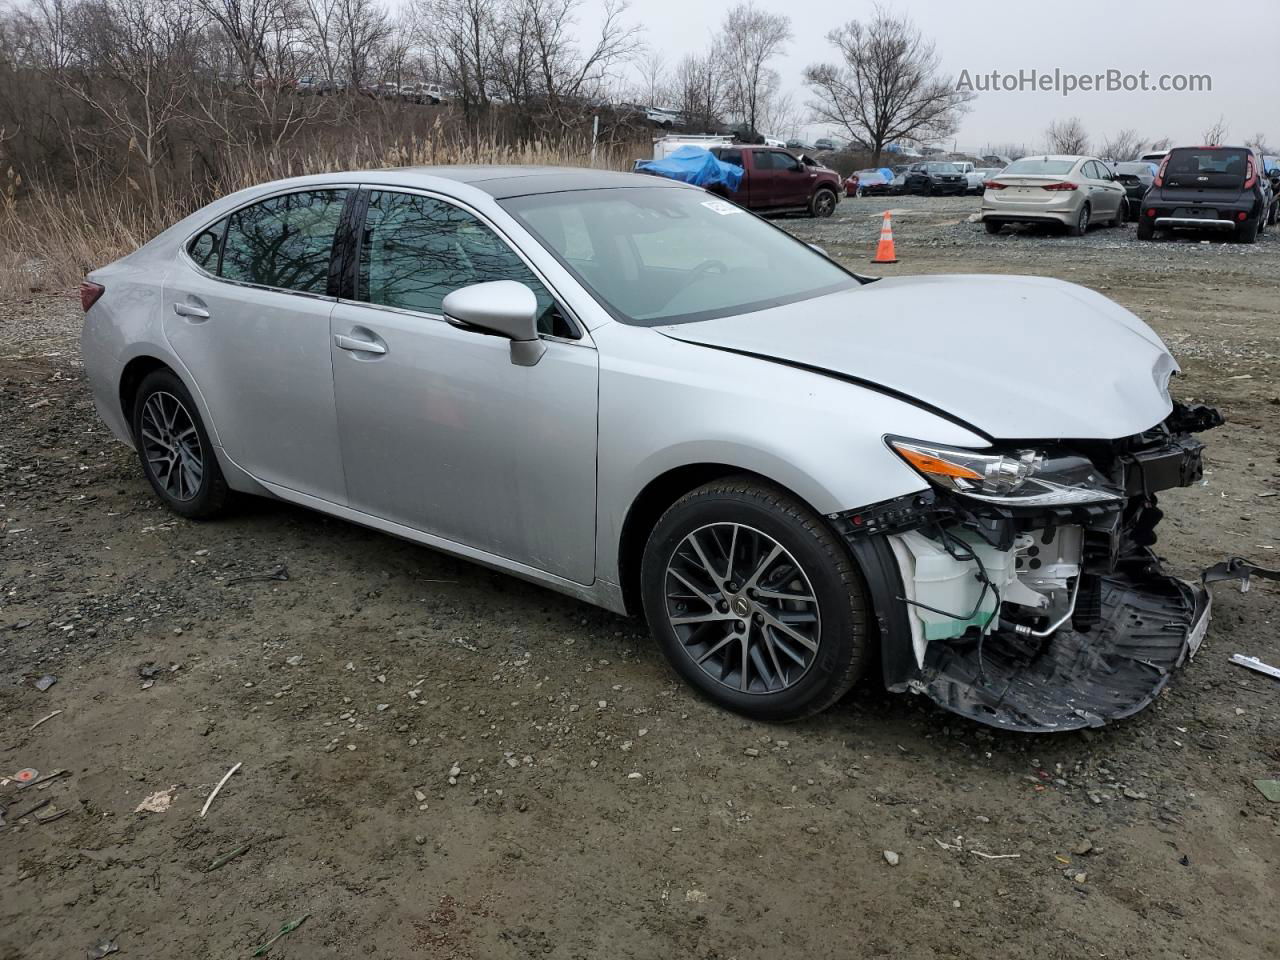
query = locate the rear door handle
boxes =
[173,302,210,319]
[334,333,386,355]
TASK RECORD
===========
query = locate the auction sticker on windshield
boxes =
[701,199,742,216]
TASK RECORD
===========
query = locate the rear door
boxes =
[161,187,350,504]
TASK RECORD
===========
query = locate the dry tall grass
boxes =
[0,129,642,299]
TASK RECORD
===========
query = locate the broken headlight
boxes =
[888,439,1124,507]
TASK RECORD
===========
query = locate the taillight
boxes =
[1237,211,1248,221]
[1146,208,1156,217]
[80,280,105,312]
[1153,155,1170,187]
[1041,182,1078,191]
[984,181,1006,190]
[1244,156,1257,189]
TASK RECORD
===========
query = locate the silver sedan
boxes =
[81,167,1217,731]
[981,155,1129,236]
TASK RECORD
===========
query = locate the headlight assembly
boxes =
[888,438,1124,507]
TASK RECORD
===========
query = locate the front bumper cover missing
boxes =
[834,404,1230,732]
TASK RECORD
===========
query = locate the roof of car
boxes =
[237,166,689,202]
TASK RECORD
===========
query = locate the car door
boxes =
[767,150,813,206]
[161,187,350,503]
[1083,161,1122,217]
[328,188,599,584]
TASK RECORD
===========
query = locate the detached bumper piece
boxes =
[919,556,1209,732]
[836,403,1223,732]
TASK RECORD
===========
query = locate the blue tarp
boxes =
[855,167,895,185]
[635,146,743,191]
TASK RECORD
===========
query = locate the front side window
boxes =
[220,190,347,293]
[356,190,569,337]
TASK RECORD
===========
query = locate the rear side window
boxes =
[220,189,348,293]
[1164,149,1249,189]
[187,219,226,272]
[357,190,570,337]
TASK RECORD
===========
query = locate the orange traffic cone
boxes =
[871,211,899,264]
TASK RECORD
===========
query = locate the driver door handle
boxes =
[334,333,386,355]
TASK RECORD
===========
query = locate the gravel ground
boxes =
[2,205,1278,960]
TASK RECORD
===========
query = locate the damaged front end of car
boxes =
[834,402,1224,732]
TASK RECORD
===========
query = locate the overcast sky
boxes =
[583,0,1280,152]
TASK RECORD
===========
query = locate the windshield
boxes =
[501,187,859,326]
[1002,158,1076,175]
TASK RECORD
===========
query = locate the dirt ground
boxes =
[2,197,1278,960]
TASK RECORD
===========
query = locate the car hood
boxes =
[656,274,1177,441]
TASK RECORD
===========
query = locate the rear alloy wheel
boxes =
[132,368,230,519]
[810,188,837,218]
[640,478,870,721]
[1068,202,1090,237]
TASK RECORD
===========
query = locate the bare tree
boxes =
[334,0,389,87]
[1245,131,1272,155]
[803,7,971,166]
[1098,128,1140,161]
[672,49,724,133]
[1200,114,1228,145]
[61,0,202,214]
[1044,116,1088,154]
[719,1,789,139]
[1146,136,1172,152]
[633,46,667,107]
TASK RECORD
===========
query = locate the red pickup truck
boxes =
[707,145,843,217]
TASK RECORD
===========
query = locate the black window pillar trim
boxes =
[328,187,370,300]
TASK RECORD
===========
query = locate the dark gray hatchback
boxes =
[1138,146,1278,243]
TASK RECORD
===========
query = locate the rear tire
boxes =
[1067,202,1090,237]
[1236,218,1259,244]
[984,220,1002,235]
[1137,217,1155,240]
[131,368,231,520]
[640,478,870,722]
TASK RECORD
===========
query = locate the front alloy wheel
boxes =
[663,523,821,694]
[640,478,870,721]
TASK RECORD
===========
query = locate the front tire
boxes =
[131,368,230,519]
[640,478,871,722]
[810,188,837,218]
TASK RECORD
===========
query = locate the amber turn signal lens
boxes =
[895,446,983,480]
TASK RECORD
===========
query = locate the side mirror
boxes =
[442,280,546,367]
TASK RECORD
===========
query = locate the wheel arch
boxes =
[616,461,867,619]
[118,354,174,437]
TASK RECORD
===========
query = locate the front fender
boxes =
[593,324,987,585]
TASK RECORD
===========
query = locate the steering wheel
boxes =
[685,259,729,286]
